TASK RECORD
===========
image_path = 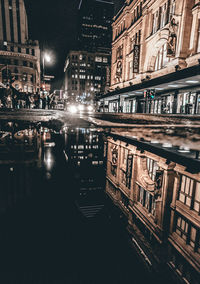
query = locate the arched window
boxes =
[154,43,170,71]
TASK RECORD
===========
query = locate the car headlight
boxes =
[68,105,77,113]
[78,104,84,111]
[87,105,93,112]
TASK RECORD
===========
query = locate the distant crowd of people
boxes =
[0,85,57,110]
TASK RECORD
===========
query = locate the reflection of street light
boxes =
[42,53,52,79]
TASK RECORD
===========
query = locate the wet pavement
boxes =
[0,119,177,283]
[0,110,197,282]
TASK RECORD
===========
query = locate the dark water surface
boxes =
[0,120,172,283]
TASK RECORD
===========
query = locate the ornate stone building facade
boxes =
[99,0,200,114]
[0,0,40,93]
[105,134,200,283]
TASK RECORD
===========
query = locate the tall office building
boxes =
[78,0,114,53]
[0,0,40,93]
[64,0,113,105]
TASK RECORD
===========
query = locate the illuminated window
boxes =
[103,57,108,63]
[95,56,102,62]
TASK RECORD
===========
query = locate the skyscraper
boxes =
[0,0,40,93]
[78,0,114,53]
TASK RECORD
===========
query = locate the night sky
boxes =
[24,0,124,89]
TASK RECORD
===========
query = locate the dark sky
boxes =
[24,0,124,89]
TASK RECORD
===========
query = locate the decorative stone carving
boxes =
[115,60,122,82]
[167,18,178,57]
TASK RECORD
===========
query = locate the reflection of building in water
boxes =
[65,127,105,218]
[0,123,41,212]
[105,134,200,283]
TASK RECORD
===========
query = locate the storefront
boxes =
[123,98,137,113]
[177,92,200,114]
[108,99,119,112]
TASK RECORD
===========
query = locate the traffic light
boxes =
[144,89,155,99]
[149,89,155,99]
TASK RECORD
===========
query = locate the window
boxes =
[175,214,200,253]
[23,61,27,66]
[22,73,27,81]
[152,10,159,34]
[26,48,29,54]
[160,3,167,29]
[154,43,170,71]
[95,56,102,62]
[178,175,200,214]
[121,192,129,208]
[103,57,108,63]
[146,158,159,181]
[95,76,101,81]
[138,186,156,216]
[31,49,35,56]
[122,147,128,166]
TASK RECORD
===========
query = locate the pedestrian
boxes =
[25,93,31,109]
[47,95,51,109]
[42,94,46,109]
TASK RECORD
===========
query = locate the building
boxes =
[78,0,114,53]
[0,0,40,93]
[63,0,114,105]
[105,133,200,283]
[98,0,200,114]
[64,50,110,105]
[65,127,105,218]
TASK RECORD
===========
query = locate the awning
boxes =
[100,64,200,101]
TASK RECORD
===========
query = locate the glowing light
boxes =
[69,105,77,114]
[44,54,51,63]
[87,105,93,112]
[78,104,84,111]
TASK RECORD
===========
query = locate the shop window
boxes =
[178,175,200,214]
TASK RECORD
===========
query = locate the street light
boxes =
[42,53,52,79]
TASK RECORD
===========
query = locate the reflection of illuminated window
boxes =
[146,157,159,181]
[175,214,199,252]
[178,175,200,213]
[138,186,156,216]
